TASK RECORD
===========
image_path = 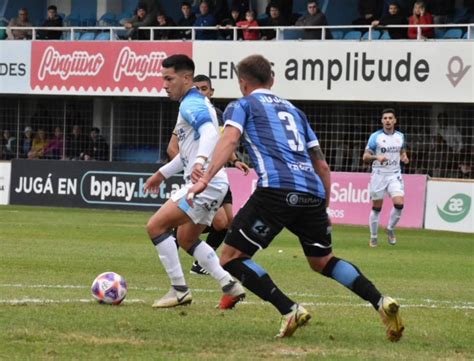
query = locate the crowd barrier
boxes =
[1,39,474,102]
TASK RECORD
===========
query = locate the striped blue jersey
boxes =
[223,89,325,199]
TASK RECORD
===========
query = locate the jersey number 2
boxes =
[279,111,304,152]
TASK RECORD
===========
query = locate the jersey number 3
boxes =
[279,111,304,152]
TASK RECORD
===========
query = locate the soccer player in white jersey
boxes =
[363,108,409,247]
[143,54,245,309]
[167,74,250,276]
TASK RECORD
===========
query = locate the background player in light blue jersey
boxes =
[363,109,409,247]
[188,54,404,341]
[143,54,245,310]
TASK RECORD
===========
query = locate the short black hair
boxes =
[48,5,57,12]
[237,54,272,86]
[162,54,195,73]
[181,1,191,7]
[91,127,100,133]
[193,74,212,85]
[382,108,396,117]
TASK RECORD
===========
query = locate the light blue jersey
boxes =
[223,89,325,199]
[365,129,406,174]
[176,87,227,183]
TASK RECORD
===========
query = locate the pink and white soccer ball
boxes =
[91,272,127,305]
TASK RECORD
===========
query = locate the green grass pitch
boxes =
[0,205,473,360]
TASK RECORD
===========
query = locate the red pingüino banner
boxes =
[30,41,192,96]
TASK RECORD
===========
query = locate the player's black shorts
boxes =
[222,188,233,205]
[225,187,332,257]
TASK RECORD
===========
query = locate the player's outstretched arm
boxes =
[187,126,241,199]
[166,133,179,160]
[309,146,331,207]
[145,155,183,194]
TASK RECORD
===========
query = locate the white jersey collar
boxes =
[250,88,273,95]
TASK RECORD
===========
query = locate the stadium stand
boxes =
[380,31,391,40]
[79,31,96,41]
[343,30,362,40]
[362,30,381,40]
[442,28,464,39]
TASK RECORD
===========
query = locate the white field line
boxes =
[0,283,473,309]
[0,298,473,310]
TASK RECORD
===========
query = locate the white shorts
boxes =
[171,180,229,226]
[369,173,405,200]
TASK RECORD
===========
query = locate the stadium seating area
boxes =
[0,0,473,41]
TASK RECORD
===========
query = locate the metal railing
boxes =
[1,23,473,41]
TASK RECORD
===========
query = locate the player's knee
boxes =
[394,203,404,210]
[308,254,333,273]
[212,214,228,231]
[146,219,165,239]
[372,207,382,212]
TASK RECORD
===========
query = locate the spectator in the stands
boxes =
[154,11,178,40]
[382,0,409,17]
[28,128,49,160]
[1,130,16,160]
[67,125,89,160]
[265,0,294,24]
[219,7,243,40]
[457,150,472,179]
[194,1,218,40]
[426,0,454,24]
[260,3,289,40]
[124,0,161,40]
[43,126,64,160]
[177,2,196,39]
[84,127,109,161]
[372,2,408,39]
[237,10,260,40]
[38,5,63,40]
[353,0,383,25]
[21,127,34,158]
[207,0,229,23]
[295,1,332,40]
[231,0,250,15]
[7,7,32,40]
[408,1,434,39]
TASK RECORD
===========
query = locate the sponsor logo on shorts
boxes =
[286,192,322,207]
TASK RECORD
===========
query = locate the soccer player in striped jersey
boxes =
[363,109,409,247]
[144,54,245,309]
[187,54,404,341]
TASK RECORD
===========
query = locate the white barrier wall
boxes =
[425,179,474,233]
[194,41,474,102]
[0,162,12,205]
[0,42,31,94]
[1,40,474,102]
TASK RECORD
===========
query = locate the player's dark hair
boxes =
[382,108,396,117]
[181,1,191,7]
[162,54,195,74]
[193,74,212,86]
[48,5,57,12]
[237,55,272,86]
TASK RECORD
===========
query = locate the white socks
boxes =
[192,241,233,287]
[155,234,186,287]
[369,209,381,238]
[388,207,402,230]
